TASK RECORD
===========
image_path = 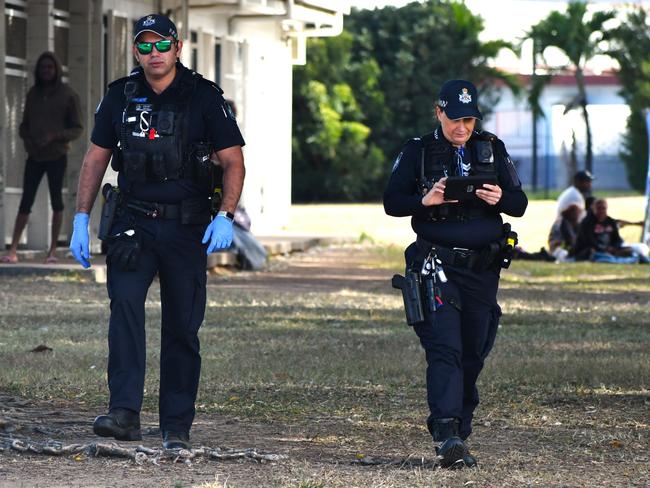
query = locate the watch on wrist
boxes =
[217,210,234,221]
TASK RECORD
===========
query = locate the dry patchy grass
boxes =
[0,245,648,487]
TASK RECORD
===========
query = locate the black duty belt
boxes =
[125,198,181,219]
[416,237,482,269]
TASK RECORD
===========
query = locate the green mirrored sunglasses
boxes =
[135,40,174,55]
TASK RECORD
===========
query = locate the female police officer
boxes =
[383,80,527,468]
[69,14,245,450]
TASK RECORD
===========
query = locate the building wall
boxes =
[2,0,332,249]
[235,19,293,233]
[484,81,631,193]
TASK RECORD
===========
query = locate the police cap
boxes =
[437,79,482,120]
[133,14,178,42]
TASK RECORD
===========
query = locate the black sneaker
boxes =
[93,408,142,441]
[162,431,191,450]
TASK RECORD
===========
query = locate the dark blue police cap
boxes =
[133,14,178,42]
[437,79,482,120]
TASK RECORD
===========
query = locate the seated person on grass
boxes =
[548,203,582,262]
[571,198,649,263]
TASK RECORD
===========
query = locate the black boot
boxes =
[93,408,142,441]
[162,430,191,450]
[463,450,478,468]
[428,418,468,469]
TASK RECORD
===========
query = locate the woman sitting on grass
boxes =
[571,198,649,263]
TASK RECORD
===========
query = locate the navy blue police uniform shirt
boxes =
[92,62,245,203]
[383,130,527,250]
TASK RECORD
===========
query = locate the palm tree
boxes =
[526,1,615,173]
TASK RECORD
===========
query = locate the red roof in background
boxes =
[491,71,620,87]
[518,73,620,86]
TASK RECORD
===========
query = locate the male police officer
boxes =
[384,80,527,468]
[69,14,245,450]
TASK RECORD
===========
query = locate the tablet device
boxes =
[443,175,497,201]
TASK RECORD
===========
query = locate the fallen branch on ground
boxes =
[0,435,287,465]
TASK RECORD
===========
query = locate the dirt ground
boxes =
[0,246,648,487]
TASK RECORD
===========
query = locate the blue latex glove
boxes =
[69,212,91,268]
[202,215,233,254]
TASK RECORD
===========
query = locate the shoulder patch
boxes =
[392,151,404,173]
[222,100,236,120]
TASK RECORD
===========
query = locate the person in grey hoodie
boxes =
[1,51,83,263]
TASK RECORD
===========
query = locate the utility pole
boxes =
[641,109,650,244]
[531,38,538,193]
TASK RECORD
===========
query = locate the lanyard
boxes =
[456,146,470,176]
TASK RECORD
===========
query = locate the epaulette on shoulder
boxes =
[107,67,142,89]
[473,129,498,142]
[188,69,224,94]
[420,131,438,144]
[399,137,422,151]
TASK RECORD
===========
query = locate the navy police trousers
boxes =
[411,259,501,441]
[106,212,207,434]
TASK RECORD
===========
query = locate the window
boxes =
[5,5,27,59]
[214,38,221,84]
[190,30,198,71]
[53,0,70,70]
[5,2,29,186]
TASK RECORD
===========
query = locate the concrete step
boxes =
[0,235,355,283]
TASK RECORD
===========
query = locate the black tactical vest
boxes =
[111,66,218,189]
[417,129,499,221]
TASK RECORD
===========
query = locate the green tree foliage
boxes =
[292,33,385,201]
[606,7,650,192]
[292,0,516,202]
[525,1,615,173]
[346,1,516,159]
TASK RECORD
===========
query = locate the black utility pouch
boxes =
[122,151,147,182]
[392,270,425,326]
[189,142,214,188]
[150,153,166,181]
[98,184,120,241]
[106,230,140,272]
[181,196,211,225]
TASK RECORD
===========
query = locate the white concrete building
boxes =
[1,0,348,252]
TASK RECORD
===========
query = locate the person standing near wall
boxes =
[1,52,83,264]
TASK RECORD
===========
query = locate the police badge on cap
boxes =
[437,79,483,120]
[133,14,179,41]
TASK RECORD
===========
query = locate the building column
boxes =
[67,0,100,250]
[0,0,7,248]
[25,0,54,250]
